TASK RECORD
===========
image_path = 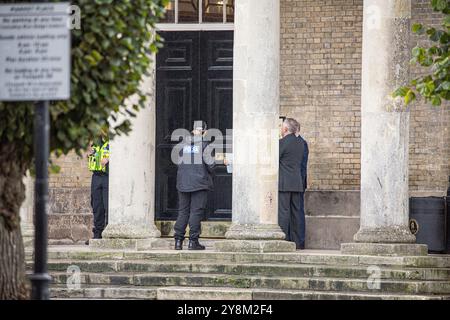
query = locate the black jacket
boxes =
[298,135,309,190]
[176,136,215,193]
[279,133,305,192]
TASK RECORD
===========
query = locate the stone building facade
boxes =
[42,0,449,249]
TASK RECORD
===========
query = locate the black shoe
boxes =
[93,232,103,239]
[175,239,183,250]
[188,239,205,251]
[297,244,305,250]
[85,239,90,245]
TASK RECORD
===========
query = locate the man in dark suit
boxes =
[296,122,309,250]
[279,118,305,250]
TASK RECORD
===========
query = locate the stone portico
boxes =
[86,0,421,255]
[21,0,450,252]
[20,0,450,300]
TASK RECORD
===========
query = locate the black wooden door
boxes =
[155,31,233,221]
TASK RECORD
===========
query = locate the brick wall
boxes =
[280,0,363,191]
[280,0,450,194]
[49,151,91,215]
[410,0,450,196]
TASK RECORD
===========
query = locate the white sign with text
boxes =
[0,3,71,101]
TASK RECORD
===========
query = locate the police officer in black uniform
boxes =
[174,121,214,250]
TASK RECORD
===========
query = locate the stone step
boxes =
[49,285,450,300]
[47,271,450,295]
[51,285,157,300]
[31,260,450,281]
[29,247,450,268]
[157,287,450,301]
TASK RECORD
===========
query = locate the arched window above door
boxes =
[160,0,234,24]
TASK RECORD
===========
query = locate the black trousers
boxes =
[91,173,109,238]
[174,190,208,241]
[279,191,304,249]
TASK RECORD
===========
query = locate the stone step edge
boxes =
[28,260,450,281]
[157,286,450,300]
[25,255,450,270]
[37,259,450,271]
[27,249,450,268]
[46,271,450,285]
[49,285,450,300]
[50,285,155,300]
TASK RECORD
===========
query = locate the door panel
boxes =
[156,31,233,221]
[201,31,233,220]
[156,32,199,220]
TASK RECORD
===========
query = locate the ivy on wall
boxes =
[394,0,450,106]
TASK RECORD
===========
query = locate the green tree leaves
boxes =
[393,0,450,106]
[0,0,169,164]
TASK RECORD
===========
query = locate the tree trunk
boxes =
[0,142,29,300]
[0,218,29,299]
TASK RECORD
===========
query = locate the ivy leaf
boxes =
[49,164,61,174]
[443,16,450,28]
[412,23,424,34]
[431,95,442,106]
[405,90,416,105]
[432,0,448,11]
[393,86,409,97]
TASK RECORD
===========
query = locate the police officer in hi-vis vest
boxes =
[86,133,110,244]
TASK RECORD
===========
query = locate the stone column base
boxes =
[89,238,170,251]
[353,226,416,243]
[90,223,166,250]
[341,243,428,256]
[215,240,296,253]
[216,223,296,253]
[101,223,161,239]
[224,223,286,240]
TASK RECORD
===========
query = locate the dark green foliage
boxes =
[393,0,450,106]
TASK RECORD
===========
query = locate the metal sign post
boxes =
[0,1,71,300]
[31,100,52,300]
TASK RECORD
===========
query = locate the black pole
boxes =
[29,0,52,300]
[29,101,52,300]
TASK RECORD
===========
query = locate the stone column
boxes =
[215,0,295,253]
[341,0,427,256]
[90,64,167,251]
[20,173,34,247]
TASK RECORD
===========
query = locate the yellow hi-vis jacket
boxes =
[88,141,110,172]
